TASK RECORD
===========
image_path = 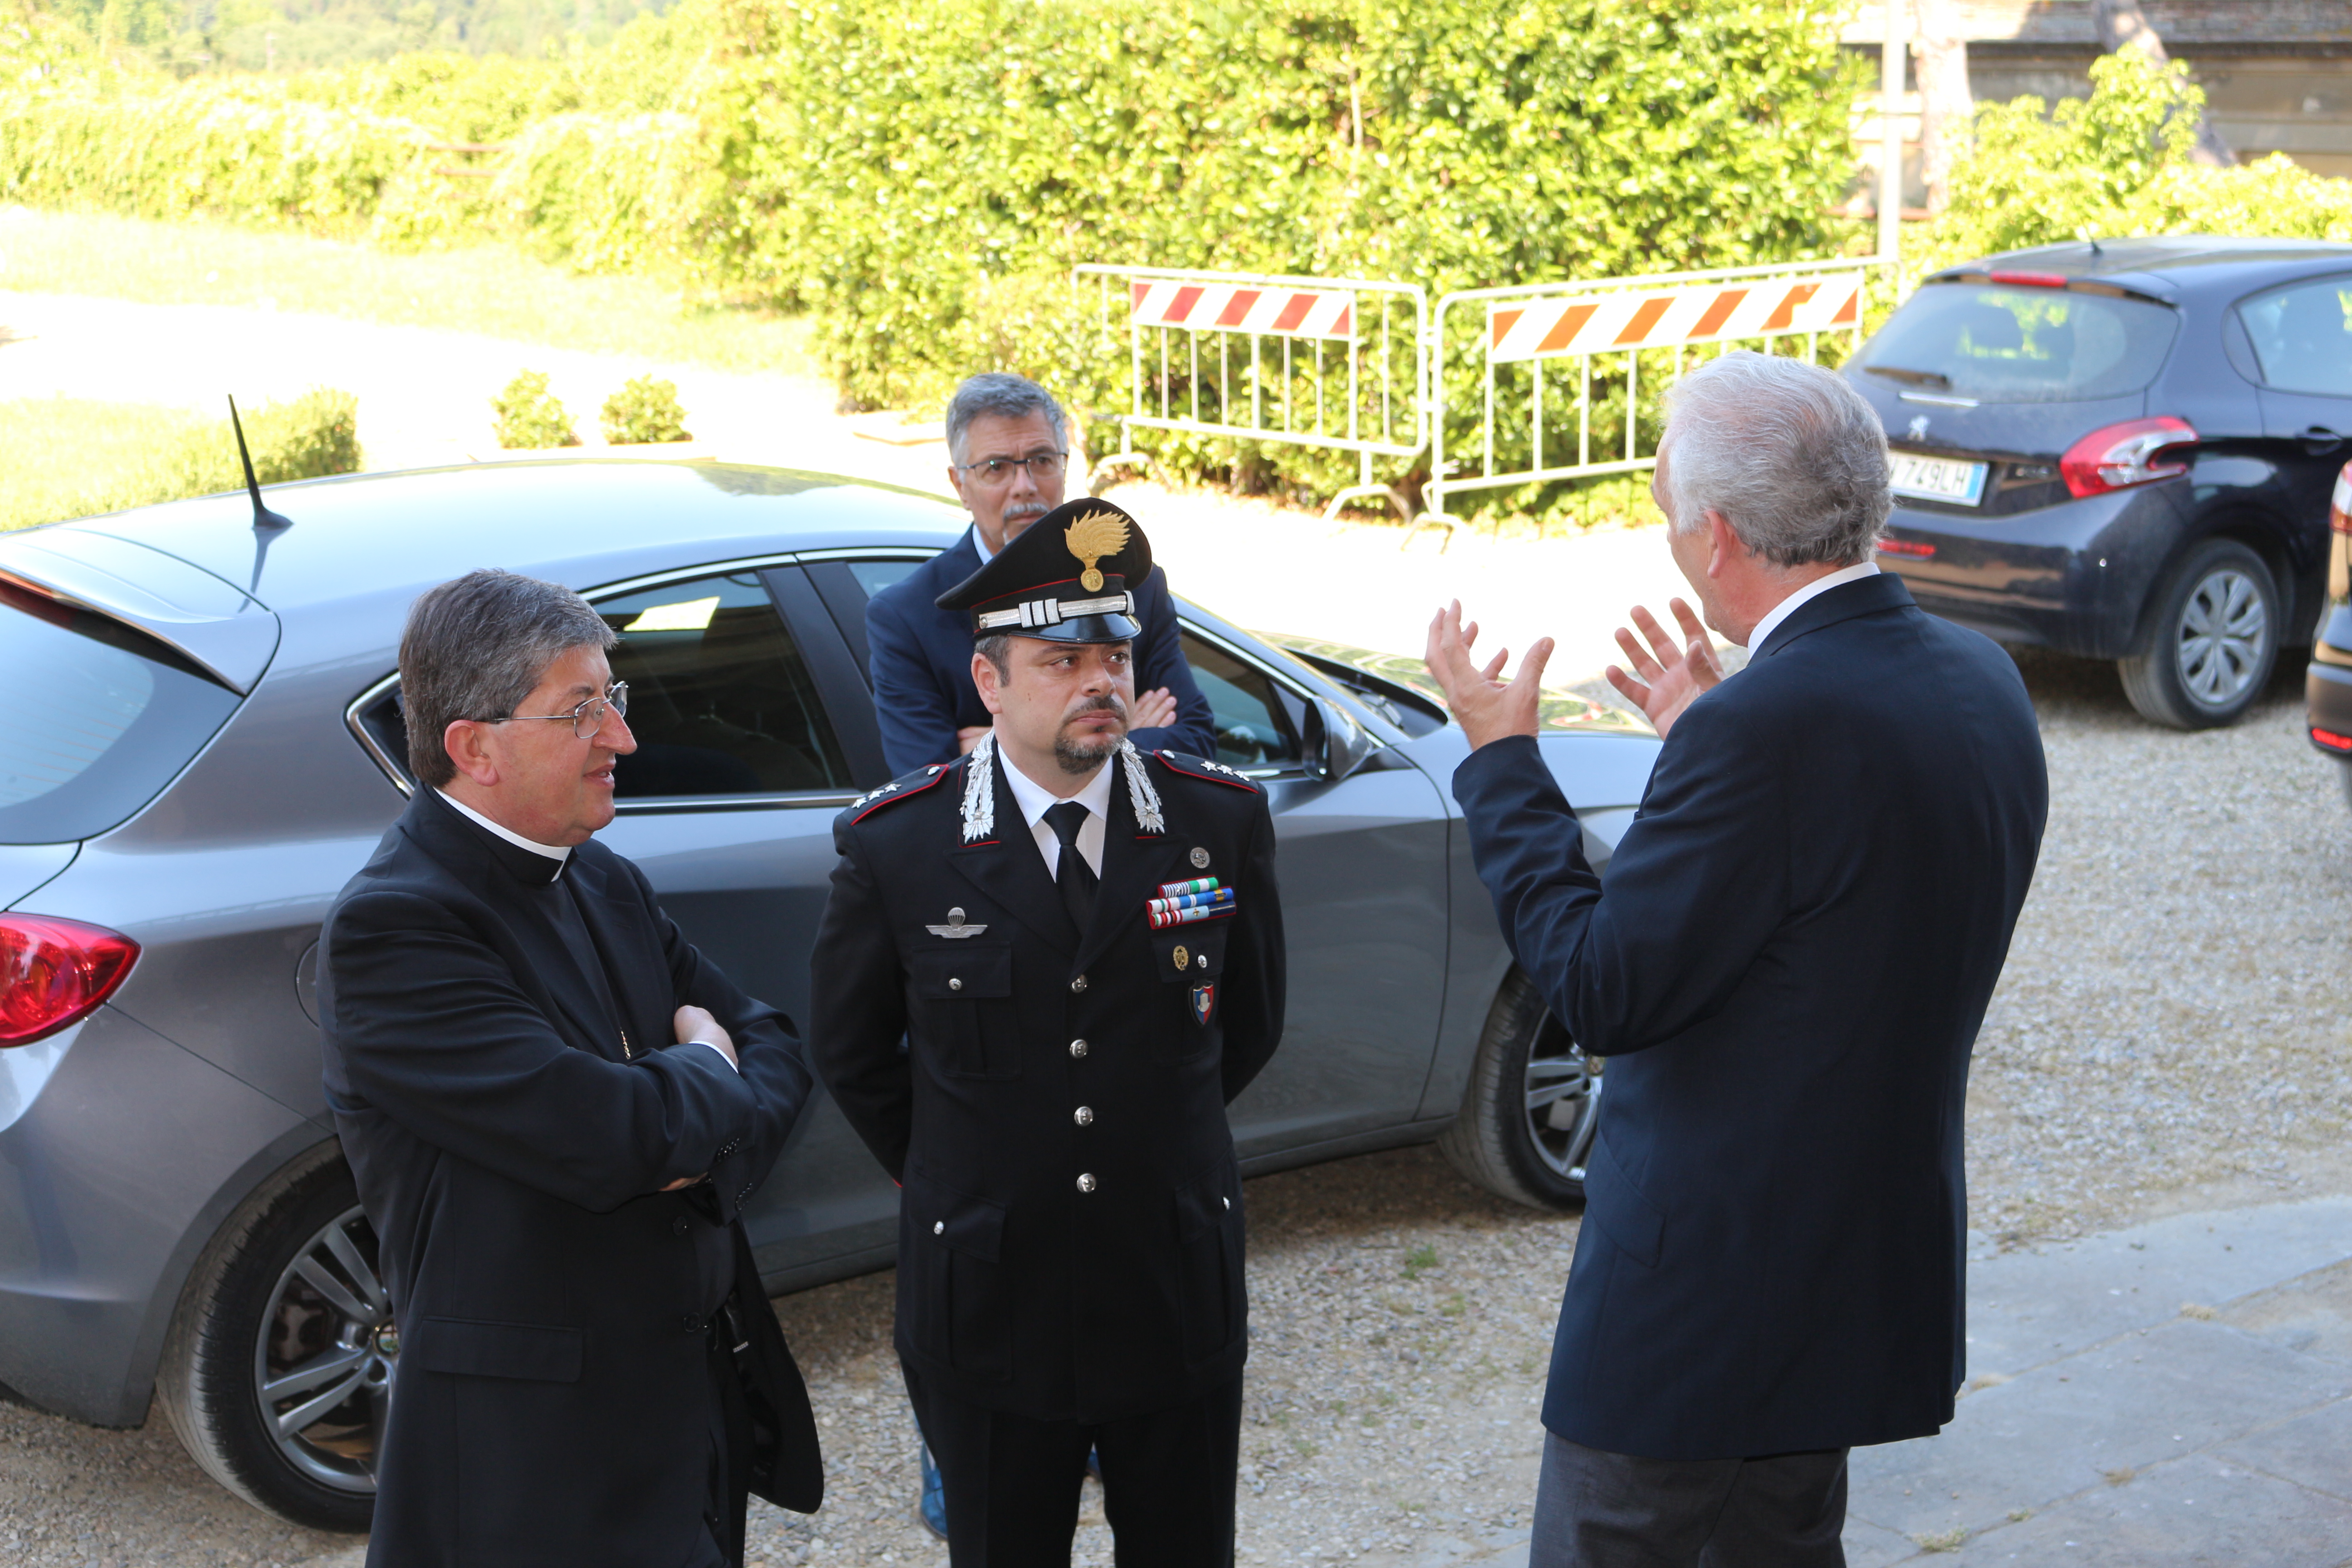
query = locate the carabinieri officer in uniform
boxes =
[809,497,1286,1567]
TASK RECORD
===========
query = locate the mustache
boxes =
[1004,501,1051,518]
[1063,693,1126,722]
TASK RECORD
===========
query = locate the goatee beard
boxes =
[1054,731,1119,774]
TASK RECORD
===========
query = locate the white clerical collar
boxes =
[997,746,1116,830]
[436,789,572,865]
[1747,561,1880,655]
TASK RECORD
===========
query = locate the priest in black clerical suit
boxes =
[321,570,822,1568]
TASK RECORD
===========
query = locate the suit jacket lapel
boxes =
[946,760,1079,954]
[1074,774,1186,975]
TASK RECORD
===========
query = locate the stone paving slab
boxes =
[1928,1453,2352,1566]
[2218,1399,2352,1503]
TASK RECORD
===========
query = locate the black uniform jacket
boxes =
[865,527,1215,774]
[320,788,823,1568]
[1452,573,2048,1460]
[808,747,1285,1422]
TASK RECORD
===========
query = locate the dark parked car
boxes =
[1844,236,2352,729]
[2303,460,2352,796]
[0,459,1657,1529]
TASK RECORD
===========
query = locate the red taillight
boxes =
[1878,539,1936,558]
[2313,728,2352,753]
[0,915,139,1046]
[2332,462,2351,534]
[1987,270,2069,289]
[2060,417,2198,499]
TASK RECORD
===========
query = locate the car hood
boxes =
[1262,631,1654,737]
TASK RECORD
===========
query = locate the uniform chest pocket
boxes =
[1149,924,1228,1050]
[911,943,1020,1079]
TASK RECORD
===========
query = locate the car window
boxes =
[845,559,926,599]
[0,581,245,844]
[1856,283,2179,403]
[596,573,853,797]
[1180,631,1305,771]
[2237,275,2352,397]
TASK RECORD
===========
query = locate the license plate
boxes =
[1889,451,1988,506]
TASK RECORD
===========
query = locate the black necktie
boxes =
[1043,801,1098,931]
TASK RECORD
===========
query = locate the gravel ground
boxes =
[4,646,2346,1568]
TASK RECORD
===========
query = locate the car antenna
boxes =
[229,395,292,596]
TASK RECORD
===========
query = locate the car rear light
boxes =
[1878,539,1936,558]
[2060,417,2198,499]
[2332,463,2351,534]
[1987,270,2069,288]
[2313,728,2352,753]
[0,915,139,1047]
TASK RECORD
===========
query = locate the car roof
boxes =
[35,458,966,673]
[1930,235,2352,305]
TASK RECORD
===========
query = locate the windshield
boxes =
[1856,283,2179,403]
[0,581,244,843]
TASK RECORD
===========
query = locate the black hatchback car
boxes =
[1844,237,2352,728]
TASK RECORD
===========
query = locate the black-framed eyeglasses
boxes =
[953,451,1068,486]
[474,682,629,740]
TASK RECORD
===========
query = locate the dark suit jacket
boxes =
[866,526,1216,774]
[1452,573,2048,1459]
[320,789,823,1567]
[808,748,1284,1421]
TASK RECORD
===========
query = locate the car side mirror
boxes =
[1306,696,1373,781]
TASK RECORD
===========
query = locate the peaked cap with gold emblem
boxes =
[935,497,1152,644]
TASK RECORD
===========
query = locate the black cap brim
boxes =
[995,612,1140,645]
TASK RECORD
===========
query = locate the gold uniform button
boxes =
[1076,1173,1098,1194]
[1074,1106,1094,1127]
[1070,975,1088,994]
[1069,1039,1088,1058]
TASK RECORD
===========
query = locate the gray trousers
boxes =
[1527,1431,1849,1568]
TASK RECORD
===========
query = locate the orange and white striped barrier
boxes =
[1486,271,1866,362]
[1128,280,1358,342]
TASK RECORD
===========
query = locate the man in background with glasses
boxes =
[866,372,1214,774]
[320,568,823,1568]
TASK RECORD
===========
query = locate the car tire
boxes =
[156,1147,389,1534]
[1437,970,1601,1212]
[2118,538,2280,730]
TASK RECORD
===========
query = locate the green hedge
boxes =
[0,388,363,532]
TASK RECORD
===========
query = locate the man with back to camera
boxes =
[866,372,1215,772]
[810,497,1285,1567]
[1422,353,2048,1566]
[319,569,823,1568]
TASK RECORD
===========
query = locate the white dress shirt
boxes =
[998,750,1113,881]
[434,789,735,1072]
[1745,561,1881,655]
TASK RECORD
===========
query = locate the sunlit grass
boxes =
[0,206,819,377]
[0,397,216,532]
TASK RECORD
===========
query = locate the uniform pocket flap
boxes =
[1173,1161,1240,1241]
[1585,1130,1664,1269]
[1149,925,1227,985]
[907,1168,1007,1263]
[912,943,1011,1000]
[411,1316,584,1382]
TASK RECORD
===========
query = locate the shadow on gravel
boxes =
[2003,642,2307,730]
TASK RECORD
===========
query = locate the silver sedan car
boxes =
[0,459,1657,1528]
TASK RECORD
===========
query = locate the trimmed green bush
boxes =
[1920,52,2352,275]
[492,368,580,447]
[0,387,363,532]
[601,374,692,443]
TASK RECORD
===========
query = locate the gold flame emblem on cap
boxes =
[1065,508,1129,594]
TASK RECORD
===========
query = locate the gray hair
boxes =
[974,632,1014,681]
[1658,351,1890,568]
[945,373,1067,464]
[399,568,615,787]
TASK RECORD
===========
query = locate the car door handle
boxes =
[2300,426,2346,456]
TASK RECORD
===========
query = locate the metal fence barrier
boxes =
[1072,265,1430,523]
[1412,257,1884,548]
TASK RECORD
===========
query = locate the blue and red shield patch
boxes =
[1190,983,1215,1024]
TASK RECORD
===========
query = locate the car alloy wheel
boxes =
[255,1203,395,1493]
[1439,969,1602,1210]
[2173,565,2269,708]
